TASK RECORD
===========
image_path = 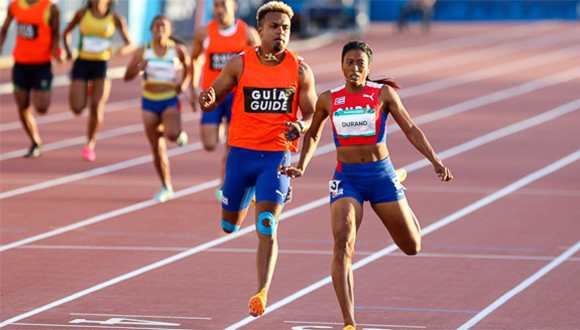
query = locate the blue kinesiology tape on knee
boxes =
[257,212,277,235]
[221,220,240,232]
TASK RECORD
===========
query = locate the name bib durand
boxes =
[209,52,238,71]
[17,23,38,39]
[243,87,295,114]
[333,108,377,138]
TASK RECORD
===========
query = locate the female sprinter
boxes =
[62,0,133,161]
[281,41,453,330]
[124,15,191,203]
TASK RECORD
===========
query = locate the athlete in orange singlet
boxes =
[190,0,259,194]
[0,0,61,157]
[199,1,317,318]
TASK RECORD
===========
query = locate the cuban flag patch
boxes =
[334,96,345,105]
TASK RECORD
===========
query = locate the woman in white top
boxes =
[124,15,191,203]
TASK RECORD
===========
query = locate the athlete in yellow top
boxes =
[62,0,133,161]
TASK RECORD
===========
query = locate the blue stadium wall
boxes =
[370,0,580,22]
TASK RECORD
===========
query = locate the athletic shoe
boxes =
[216,188,222,201]
[248,290,267,317]
[24,144,43,158]
[395,168,407,182]
[176,131,188,146]
[155,185,174,203]
[82,146,96,162]
[342,326,355,330]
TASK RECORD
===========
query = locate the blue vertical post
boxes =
[128,0,163,45]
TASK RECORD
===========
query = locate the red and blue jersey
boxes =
[330,81,387,147]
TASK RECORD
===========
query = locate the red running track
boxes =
[1,22,579,330]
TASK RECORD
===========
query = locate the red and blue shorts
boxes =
[330,157,406,205]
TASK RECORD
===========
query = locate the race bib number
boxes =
[209,52,237,70]
[329,180,341,193]
[17,23,38,39]
[82,35,111,53]
[329,180,343,198]
[333,108,376,138]
[243,87,295,114]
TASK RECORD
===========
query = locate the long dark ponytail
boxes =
[341,41,401,90]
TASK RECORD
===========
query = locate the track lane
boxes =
[1,23,579,330]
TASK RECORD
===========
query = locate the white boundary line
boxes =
[1,24,574,136]
[0,141,203,200]
[0,111,200,162]
[1,65,578,201]
[68,313,210,320]
[223,149,580,330]
[456,239,580,330]
[1,97,579,251]
[2,32,573,159]
[10,324,201,330]
[1,93,578,254]
[1,103,578,327]
[0,24,552,96]
[0,197,328,328]
[0,98,141,132]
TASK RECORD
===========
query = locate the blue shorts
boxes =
[330,157,406,205]
[221,146,291,211]
[201,92,232,124]
[142,96,180,115]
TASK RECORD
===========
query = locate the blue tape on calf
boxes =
[221,220,240,232]
[257,212,277,235]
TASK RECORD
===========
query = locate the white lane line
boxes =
[1,23,567,139]
[3,56,578,162]
[0,111,200,162]
[1,102,577,327]
[11,324,202,330]
[2,29,577,161]
[15,245,580,262]
[319,42,580,96]
[405,97,580,172]
[285,320,426,328]
[69,313,210,320]
[0,24,547,96]
[0,141,202,200]
[2,63,578,201]
[455,239,580,330]
[0,197,328,328]
[223,149,580,330]
[2,95,579,250]
[0,178,221,252]
[311,23,567,76]
[2,96,578,252]
[0,98,140,132]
